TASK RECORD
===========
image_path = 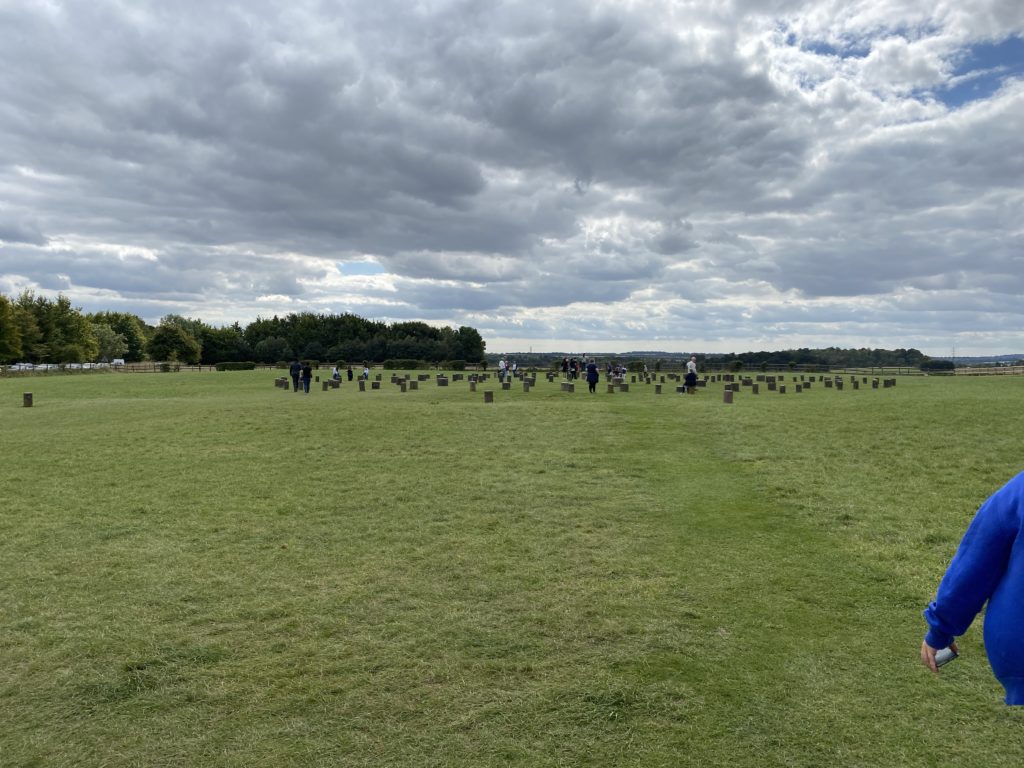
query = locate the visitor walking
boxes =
[921,470,1024,705]
[289,359,302,392]
[301,362,313,394]
[586,358,599,393]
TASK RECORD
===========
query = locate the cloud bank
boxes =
[1,0,1022,353]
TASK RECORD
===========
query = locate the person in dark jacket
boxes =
[586,358,600,393]
[301,363,313,394]
[289,359,302,392]
[684,369,698,394]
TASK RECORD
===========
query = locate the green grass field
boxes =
[2,370,1023,767]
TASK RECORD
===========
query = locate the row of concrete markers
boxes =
[272,370,897,403]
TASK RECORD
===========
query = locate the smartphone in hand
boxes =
[935,647,958,667]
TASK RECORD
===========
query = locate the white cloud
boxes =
[0,0,1021,354]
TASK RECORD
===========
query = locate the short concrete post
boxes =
[358,380,366,391]
[502,382,510,390]
[723,389,733,404]
[371,381,380,389]
[470,381,477,392]
[483,391,494,403]
[655,384,662,394]
[23,392,33,407]
[779,385,786,394]
[752,384,759,394]
[322,381,329,391]
[523,382,530,392]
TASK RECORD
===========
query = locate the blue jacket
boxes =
[924,471,1024,704]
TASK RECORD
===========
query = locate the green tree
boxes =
[12,291,45,361]
[253,336,292,363]
[147,323,201,363]
[91,323,128,362]
[453,326,485,363]
[89,311,149,361]
[198,324,251,364]
[0,295,23,362]
[15,292,98,362]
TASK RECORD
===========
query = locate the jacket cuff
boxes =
[925,628,954,650]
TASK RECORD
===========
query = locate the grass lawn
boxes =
[2,369,1023,767]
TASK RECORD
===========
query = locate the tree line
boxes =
[0,291,486,365]
[703,347,935,369]
[489,346,949,372]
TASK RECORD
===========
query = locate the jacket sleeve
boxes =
[923,474,1023,649]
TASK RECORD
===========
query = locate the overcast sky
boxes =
[1,0,1022,354]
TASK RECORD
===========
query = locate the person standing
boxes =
[301,362,313,394]
[684,368,698,394]
[347,366,354,381]
[289,359,302,392]
[586,358,600,393]
[921,470,1024,705]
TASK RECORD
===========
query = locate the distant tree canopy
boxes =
[703,347,929,370]
[919,359,956,371]
[0,293,487,366]
[2,291,98,363]
[492,347,936,372]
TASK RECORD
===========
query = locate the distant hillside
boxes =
[488,347,941,370]
[933,354,1024,364]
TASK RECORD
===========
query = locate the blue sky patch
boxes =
[937,36,1024,108]
[799,38,870,59]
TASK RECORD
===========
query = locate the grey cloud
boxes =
[0,222,47,246]
[1,0,1022,353]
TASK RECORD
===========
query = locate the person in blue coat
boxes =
[585,358,600,393]
[921,470,1024,704]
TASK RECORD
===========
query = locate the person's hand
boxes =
[921,639,959,673]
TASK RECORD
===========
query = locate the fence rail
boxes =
[955,365,1024,376]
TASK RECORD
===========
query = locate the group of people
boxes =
[497,358,518,381]
[289,360,369,393]
[292,350,1019,706]
[288,360,313,393]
